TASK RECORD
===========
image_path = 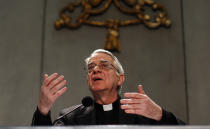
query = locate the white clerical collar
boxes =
[102,103,113,111]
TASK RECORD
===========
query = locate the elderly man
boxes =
[32,49,185,125]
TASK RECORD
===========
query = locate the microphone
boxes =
[53,96,93,125]
[82,96,93,107]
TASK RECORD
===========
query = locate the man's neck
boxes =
[92,91,118,105]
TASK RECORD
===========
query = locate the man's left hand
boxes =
[120,85,162,121]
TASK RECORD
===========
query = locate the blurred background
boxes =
[0,0,210,125]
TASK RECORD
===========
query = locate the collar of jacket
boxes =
[75,96,136,125]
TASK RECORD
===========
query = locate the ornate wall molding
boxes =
[55,0,171,52]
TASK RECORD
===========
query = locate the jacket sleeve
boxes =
[31,107,53,126]
[157,109,186,125]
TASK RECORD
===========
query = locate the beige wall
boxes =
[183,0,210,124]
[0,0,209,125]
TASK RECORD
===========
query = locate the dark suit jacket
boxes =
[32,99,185,125]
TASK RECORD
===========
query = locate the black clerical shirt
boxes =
[94,98,119,124]
[32,96,186,125]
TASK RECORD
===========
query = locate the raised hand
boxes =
[120,85,162,121]
[38,73,67,115]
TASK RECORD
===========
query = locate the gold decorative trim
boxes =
[55,0,171,52]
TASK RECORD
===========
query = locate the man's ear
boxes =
[117,74,125,86]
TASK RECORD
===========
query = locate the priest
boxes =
[32,49,185,125]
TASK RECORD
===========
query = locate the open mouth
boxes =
[92,77,103,82]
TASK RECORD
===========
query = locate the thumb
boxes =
[138,85,145,94]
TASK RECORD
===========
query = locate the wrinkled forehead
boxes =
[88,52,114,64]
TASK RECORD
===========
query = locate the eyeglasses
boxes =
[85,60,116,73]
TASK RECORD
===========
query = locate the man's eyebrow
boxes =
[88,62,95,66]
[100,60,109,63]
[88,60,109,65]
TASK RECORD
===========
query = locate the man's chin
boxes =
[89,85,105,92]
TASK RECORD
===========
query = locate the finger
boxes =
[44,73,58,86]
[124,109,142,114]
[48,75,65,89]
[41,74,48,87]
[53,87,67,100]
[120,98,143,104]
[44,74,48,80]
[138,85,145,94]
[121,104,142,110]
[124,93,146,99]
[50,80,67,95]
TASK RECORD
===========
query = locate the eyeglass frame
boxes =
[84,60,118,74]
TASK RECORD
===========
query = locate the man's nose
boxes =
[93,65,101,74]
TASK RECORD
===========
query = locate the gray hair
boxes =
[85,49,124,75]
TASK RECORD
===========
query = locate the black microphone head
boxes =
[82,96,93,107]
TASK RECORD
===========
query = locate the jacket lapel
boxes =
[118,105,136,124]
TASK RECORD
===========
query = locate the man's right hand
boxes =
[38,73,67,115]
